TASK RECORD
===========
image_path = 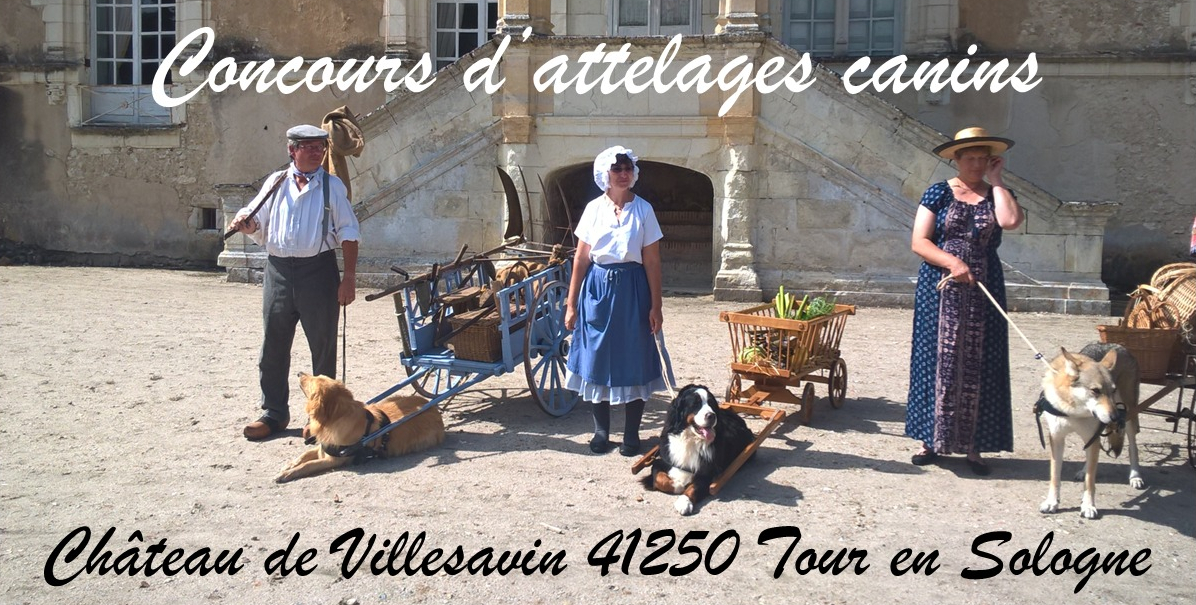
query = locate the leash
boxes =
[936,275,1052,371]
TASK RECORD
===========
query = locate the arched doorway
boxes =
[541,161,715,291]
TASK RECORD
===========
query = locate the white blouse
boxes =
[574,194,664,265]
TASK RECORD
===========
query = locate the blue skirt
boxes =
[565,262,666,405]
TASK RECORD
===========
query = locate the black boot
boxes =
[620,399,645,456]
[590,401,611,453]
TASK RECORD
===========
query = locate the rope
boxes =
[936,275,1052,371]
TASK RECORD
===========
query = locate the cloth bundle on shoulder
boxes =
[320,105,365,201]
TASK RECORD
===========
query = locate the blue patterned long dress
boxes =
[905,181,1013,455]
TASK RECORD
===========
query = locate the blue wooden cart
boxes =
[353,240,578,446]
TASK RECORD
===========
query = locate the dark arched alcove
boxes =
[541,161,715,291]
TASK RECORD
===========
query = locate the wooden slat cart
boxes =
[720,302,856,424]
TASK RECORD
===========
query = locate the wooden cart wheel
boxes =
[726,372,743,403]
[828,358,848,409]
[524,280,579,417]
[405,365,470,401]
[801,382,816,424]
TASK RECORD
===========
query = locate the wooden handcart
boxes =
[720,302,856,424]
[341,238,579,452]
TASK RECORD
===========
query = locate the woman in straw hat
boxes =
[906,127,1024,476]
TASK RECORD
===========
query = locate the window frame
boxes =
[783,0,903,58]
[432,0,499,71]
[611,0,700,36]
[87,0,176,126]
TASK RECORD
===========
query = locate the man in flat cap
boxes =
[229,124,361,440]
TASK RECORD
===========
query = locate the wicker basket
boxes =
[1096,324,1178,381]
[447,307,503,362]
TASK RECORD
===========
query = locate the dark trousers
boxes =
[259,250,340,423]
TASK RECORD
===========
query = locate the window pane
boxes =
[112,0,132,5]
[874,0,895,18]
[661,0,690,27]
[813,0,835,20]
[97,34,113,58]
[788,22,810,49]
[458,32,478,54]
[97,61,114,85]
[789,0,810,20]
[436,31,455,57]
[461,2,478,28]
[142,8,159,33]
[114,6,133,30]
[873,19,894,50]
[115,34,134,59]
[436,3,455,29]
[487,1,498,31]
[161,6,175,32]
[849,0,869,19]
[848,21,869,52]
[813,21,834,51]
[97,7,113,32]
[141,36,158,59]
[619,0,648,27]
[141,62,158,84]
[116,61,133,84]
[162,33,174,51]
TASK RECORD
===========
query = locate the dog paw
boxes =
[1071,468,1085,482]
[274,472,293,484]
[1080,504,1099,519]
[1129,473,1145,490]
[1039,499,1059,514]
[674,496,694,516]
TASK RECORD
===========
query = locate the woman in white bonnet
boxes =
[564,145,669,456]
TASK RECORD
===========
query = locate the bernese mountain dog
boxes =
[645,384,755,515]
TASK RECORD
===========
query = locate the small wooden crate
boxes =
[720,302,855,378]
[447,307,503,362]
[1096,324,1179,381]
[441,286,483,315]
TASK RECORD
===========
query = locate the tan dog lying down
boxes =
[276,373,445,483]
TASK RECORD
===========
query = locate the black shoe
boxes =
[911,450,938,466]
[589,434,610,454]
[967,458,991,476]
[619,440,641,457]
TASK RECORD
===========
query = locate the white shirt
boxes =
[236,165,361,257]
[574,194,663,264]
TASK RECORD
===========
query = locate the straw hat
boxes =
[932,127,1014,159]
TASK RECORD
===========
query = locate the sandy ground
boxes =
[0,266,1192,605]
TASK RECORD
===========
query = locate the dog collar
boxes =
[322,408,393,462]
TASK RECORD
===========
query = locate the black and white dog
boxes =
[645,384,755,515]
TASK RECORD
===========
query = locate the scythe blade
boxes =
[496,166,524,241]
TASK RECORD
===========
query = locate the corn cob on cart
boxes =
[721,302,856,424]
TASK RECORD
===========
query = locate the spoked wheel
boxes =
[405,365,471,401]
[828,358,848,409]
[524,280,579,417]
[801,382,817,425]
[726,372,744,403]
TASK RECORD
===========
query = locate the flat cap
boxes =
[286,124,329,141]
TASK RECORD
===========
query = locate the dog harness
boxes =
[1032,391,1124,453]
[321,408,393,464]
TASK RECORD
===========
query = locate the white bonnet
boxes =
[592,145,639,191]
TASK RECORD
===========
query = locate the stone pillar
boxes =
[382,0,412,59]
[215,184,267,283]
[715,0,769,34]
[714,142,763,302]
[497,0,554,36]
